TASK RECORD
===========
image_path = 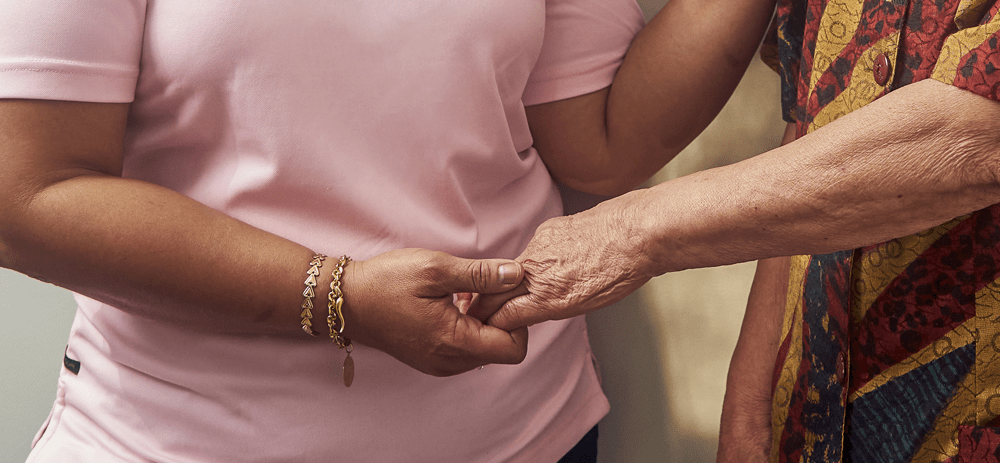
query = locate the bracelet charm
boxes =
[327,255,355,387]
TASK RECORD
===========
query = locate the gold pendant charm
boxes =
[343,354,355,387]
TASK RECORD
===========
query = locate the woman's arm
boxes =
[716,123,797,462]
[484,79,1000,328]
[0,99,526,377]
[717,256,788,462]
[526,0,777,196]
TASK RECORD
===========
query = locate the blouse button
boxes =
[873,52,891,86]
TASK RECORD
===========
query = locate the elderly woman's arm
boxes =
[716,256,789,462]
[484,79,1000,328]
[716,123,795,462]
[0,100,526,377]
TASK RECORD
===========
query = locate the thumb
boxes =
[436,256,524,295]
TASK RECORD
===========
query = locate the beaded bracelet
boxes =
[300,254,326,336]
[327,255,354,387]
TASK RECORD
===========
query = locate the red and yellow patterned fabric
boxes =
[764,0,1000,459]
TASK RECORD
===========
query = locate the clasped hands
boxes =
[344,196,653,377]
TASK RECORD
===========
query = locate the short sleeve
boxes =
[930,1,1000,103]
[522,0,645,106]
[0,0,146,103]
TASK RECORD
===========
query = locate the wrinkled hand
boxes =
[717,417,772,463]
[340,248,528,377]
[472,193,656,330]
[717,393,772,463]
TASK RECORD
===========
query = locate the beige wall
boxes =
[587,2,786,460]
[0,3,785,462]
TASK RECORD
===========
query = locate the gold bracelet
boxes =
[300,254,326,336]
[327,255,354,387]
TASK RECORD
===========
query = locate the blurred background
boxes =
[0,1,785,461]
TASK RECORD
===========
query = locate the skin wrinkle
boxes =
[721,385,773,454]
[806,124,997,245]
[616,200,653,276]
[663,176,761,271]
[949,125,1000,192]
[810,96,992,249]
[600,206,651,282]
[489,199,655,328]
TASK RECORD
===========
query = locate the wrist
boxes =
[294,253,368,344]
[618,187,670,278]
[719,399,773,462]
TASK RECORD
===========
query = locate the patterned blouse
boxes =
[764,0,1000,459]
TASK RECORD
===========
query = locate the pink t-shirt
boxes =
[1,1,643,461]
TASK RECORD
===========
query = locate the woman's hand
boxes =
[473,192,657,330]
[341,248,529,376]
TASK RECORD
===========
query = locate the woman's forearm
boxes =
[1,170,323,334]
[0,101,307,333]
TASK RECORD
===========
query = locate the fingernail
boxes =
[499,263,519,285]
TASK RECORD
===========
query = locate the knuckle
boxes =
[469,260,490,293]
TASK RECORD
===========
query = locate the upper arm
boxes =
[525,83,668,197]
[522,0,643,196]
[0,0,144,196]
[526,88,619,195]
[0,100,130,209]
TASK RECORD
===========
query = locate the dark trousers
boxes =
[556,425,599,463]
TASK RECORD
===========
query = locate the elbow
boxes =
[977,127,1000,191]
[0,175,23,267]
[0,169,73,273]
[536,129,683,196]
[556,173,646,197]
[554,151,677,197]
[0,187,31,272]
[0,234,10,270]
[0,202,23,272]
[945,120,1000,206]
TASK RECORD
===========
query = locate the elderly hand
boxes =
[472,192,658,330]
[341,248,529,377]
